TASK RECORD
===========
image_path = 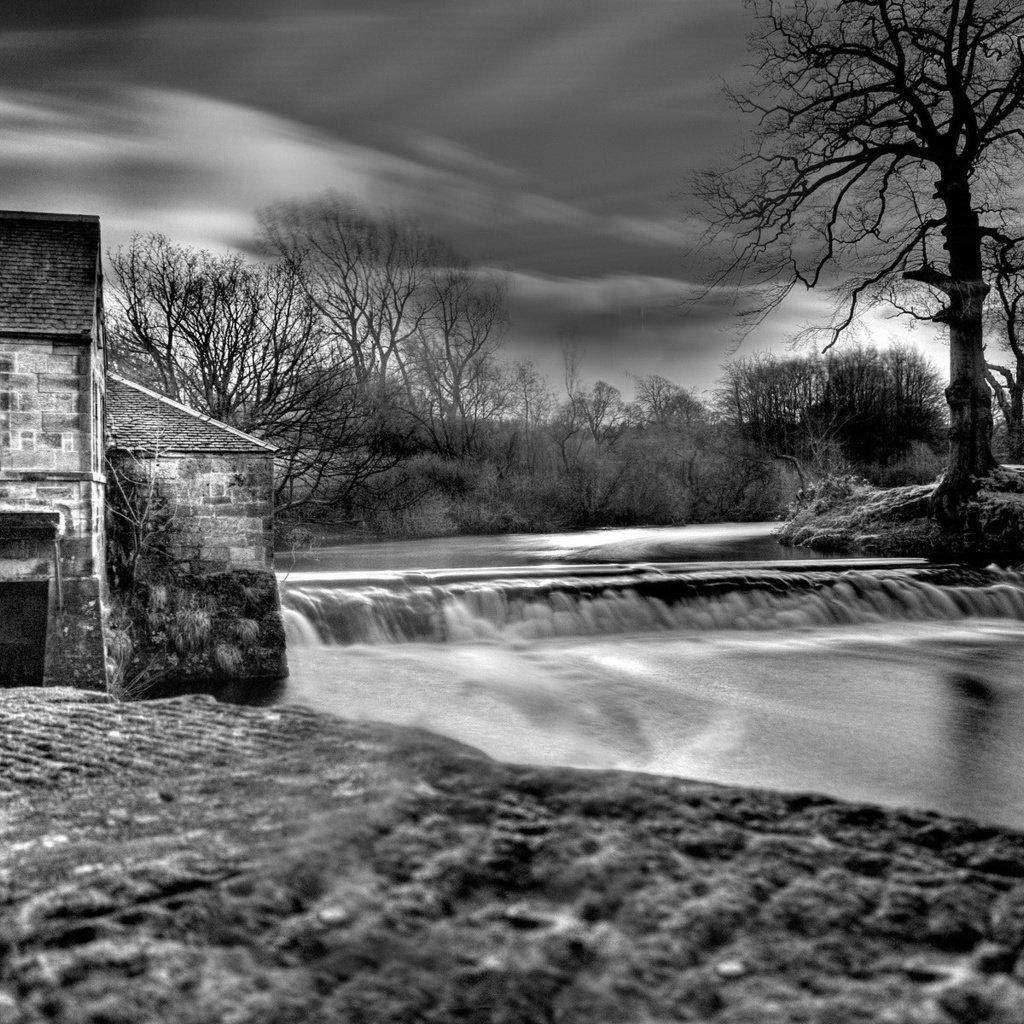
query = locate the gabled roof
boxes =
[105,374,277,455]
[0,211,101,337]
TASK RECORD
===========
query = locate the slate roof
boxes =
[105,374,277,455]
[0,211,101,336]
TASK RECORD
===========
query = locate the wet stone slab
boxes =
[2,689,1024,1022]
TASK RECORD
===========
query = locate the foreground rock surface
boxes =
[4,691,1024,1022]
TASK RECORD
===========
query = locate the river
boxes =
[278,522,1024,831]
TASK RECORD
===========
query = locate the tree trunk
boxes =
[1008,418,1024,465]
[930,180,997,524]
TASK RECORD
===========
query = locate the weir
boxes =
[279,534,1024,832]
[280,560,1024,647]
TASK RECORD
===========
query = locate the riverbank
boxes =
[5,689,1024,1023]
[778,470,1024,562]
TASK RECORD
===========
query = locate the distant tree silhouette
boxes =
[719,346,946,482]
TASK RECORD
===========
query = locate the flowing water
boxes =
[279,523,1024,831]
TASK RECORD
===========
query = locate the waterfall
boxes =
[280,563,1024,647]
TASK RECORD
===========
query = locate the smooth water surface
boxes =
[281,521,833,573]
[279,523,1024,831]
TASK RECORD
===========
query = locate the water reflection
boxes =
[281,522,835,574]
[141,675,289,707]
[942,645,1024,826]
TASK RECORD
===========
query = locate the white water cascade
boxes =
[281,562,1024,646]
[277,529,1024,831]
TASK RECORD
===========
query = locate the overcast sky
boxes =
[1,0,941,394]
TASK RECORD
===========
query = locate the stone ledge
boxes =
[0,471,102,482]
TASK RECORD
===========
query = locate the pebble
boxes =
[316,905,350,926]
[715,959,748,979]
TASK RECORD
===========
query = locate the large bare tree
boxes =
[696,0,1024,520]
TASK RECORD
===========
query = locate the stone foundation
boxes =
[108,569,288,697]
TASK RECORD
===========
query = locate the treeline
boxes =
[719,346,948,489]
[106,196,951,537]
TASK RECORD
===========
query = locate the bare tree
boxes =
[404,263,511,458]
[257,195,520,482]
[107,233,393,515]
[561,350,627,446]
[507,359,555,473]
[717,353,840,486]
[695,0,1024,519]
[629,373,706,431]
[257,194,448,390]
[717,345,945,485]
[824,344,946,466]
[105,447,179,592]
[109,236,326,425]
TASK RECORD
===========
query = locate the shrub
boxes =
[171,607,212,656]
[214,642,243,677]
[233,617,262,645]
[863,442,945,488]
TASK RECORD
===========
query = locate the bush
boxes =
[862,442,945,488]
[372,494,457,538]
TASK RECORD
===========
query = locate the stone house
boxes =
[105,373,277,578]
[0,212,108,687]
[0,210,285,690]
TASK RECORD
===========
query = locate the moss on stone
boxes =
[778,471,1024,561]
[107,569,287,699]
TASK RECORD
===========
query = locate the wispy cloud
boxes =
[508,271,695,315]
[0,0,909,390]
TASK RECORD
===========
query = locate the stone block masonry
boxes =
[0,334,107,689]
[0,341,91,474]
[110,453,275,576]
[0,211,107,689]
[103,371,286,695]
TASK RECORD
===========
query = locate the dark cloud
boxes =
[3,0,342,28]
[0,0,918,391]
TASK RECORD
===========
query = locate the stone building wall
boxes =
[108,451,275,577]
[0,336,107,689]
[105,450,286,692]
[103,373,286,694]
[1,340,97,471]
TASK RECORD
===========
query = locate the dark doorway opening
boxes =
[0,582,50,686]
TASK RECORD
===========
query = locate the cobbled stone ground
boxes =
[3,689,1024,1022]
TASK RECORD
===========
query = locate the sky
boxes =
[0,0,943,397]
